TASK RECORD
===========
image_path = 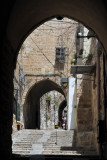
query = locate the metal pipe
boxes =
[77,35,95,39]
[24,73,61,77]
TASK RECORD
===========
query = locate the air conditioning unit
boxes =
[61,77,68,85]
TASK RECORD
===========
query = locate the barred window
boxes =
[56,48,65,63]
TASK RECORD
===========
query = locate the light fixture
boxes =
[77,30,96,39]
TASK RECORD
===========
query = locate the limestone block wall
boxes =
[76,39,105,152]
[18,18,78,104]
[91,48,105,152]
[22,18,77,76]
[40,91,64,129]
[22,75,61,105]
[15,18,79,127]
[76,74,94,149]
[75,38,97,149]
[14,51,25,125]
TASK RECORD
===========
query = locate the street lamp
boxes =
[77,30,96,39]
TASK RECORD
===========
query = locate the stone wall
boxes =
[15,18,78,128]
[22,18,77,76]
[75,38,105,153]
[13,49,25,129]
[76,74,95,149]
[75,30,96,149]
[14,18,106,153]
[40,91,64,129]
[19,18,78,94]
[91,44,105,153]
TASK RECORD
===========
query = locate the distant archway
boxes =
[23,79,65,129]
[58,100,67,124]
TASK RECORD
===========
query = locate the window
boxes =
[56,48,65,63]
[55,48,66,70]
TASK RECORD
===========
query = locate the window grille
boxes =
[56,48,65,63]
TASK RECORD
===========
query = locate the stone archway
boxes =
[58,100,67,126]
[6,0,107,58]
[1,0,107,158]
[23,79,65,129]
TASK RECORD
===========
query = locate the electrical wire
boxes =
[26,20,79,78]
[36,25,73,38]
[51,20,78,24]
[30,36,54,66]
[30,36,66,77]
[43,23,73,30]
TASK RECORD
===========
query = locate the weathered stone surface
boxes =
[12,129,97,155]
[76,131,95,149]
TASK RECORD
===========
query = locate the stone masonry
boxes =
[14,18,78,128]
[40,91,64,129]
[13,18,105,154]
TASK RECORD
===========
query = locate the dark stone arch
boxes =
[23,79,65,129]
[6,0,107,63]
[1,0,107,158]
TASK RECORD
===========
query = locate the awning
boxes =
[71,65,95,75]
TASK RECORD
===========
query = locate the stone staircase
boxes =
[42,131,97,155]
[12,129,97,156]
[12,130,43,154]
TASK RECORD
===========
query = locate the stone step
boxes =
[13,143,32,145]
[13,150,30,153]
[14,146,32,149]
[42,150,97,155]
[13,145,32,148]
[13,151,30,154]
[43,144,57,147]
[12,154,99,160]
[13,142,33,145]
[44,146,60,148]
[44,148,60,150]
[44,149,61,151]
[13,148,32,151]
[12,129,97,156]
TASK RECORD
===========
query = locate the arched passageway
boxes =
[24,79,65,129]
[0,0,107,159]
[58,100,67,125]
[6,0,107,59]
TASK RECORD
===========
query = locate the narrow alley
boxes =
[0,1,107,159]
[12,17,105,159]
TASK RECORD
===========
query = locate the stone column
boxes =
[67,77,76,130]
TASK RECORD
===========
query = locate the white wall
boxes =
[67,77,77,130]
